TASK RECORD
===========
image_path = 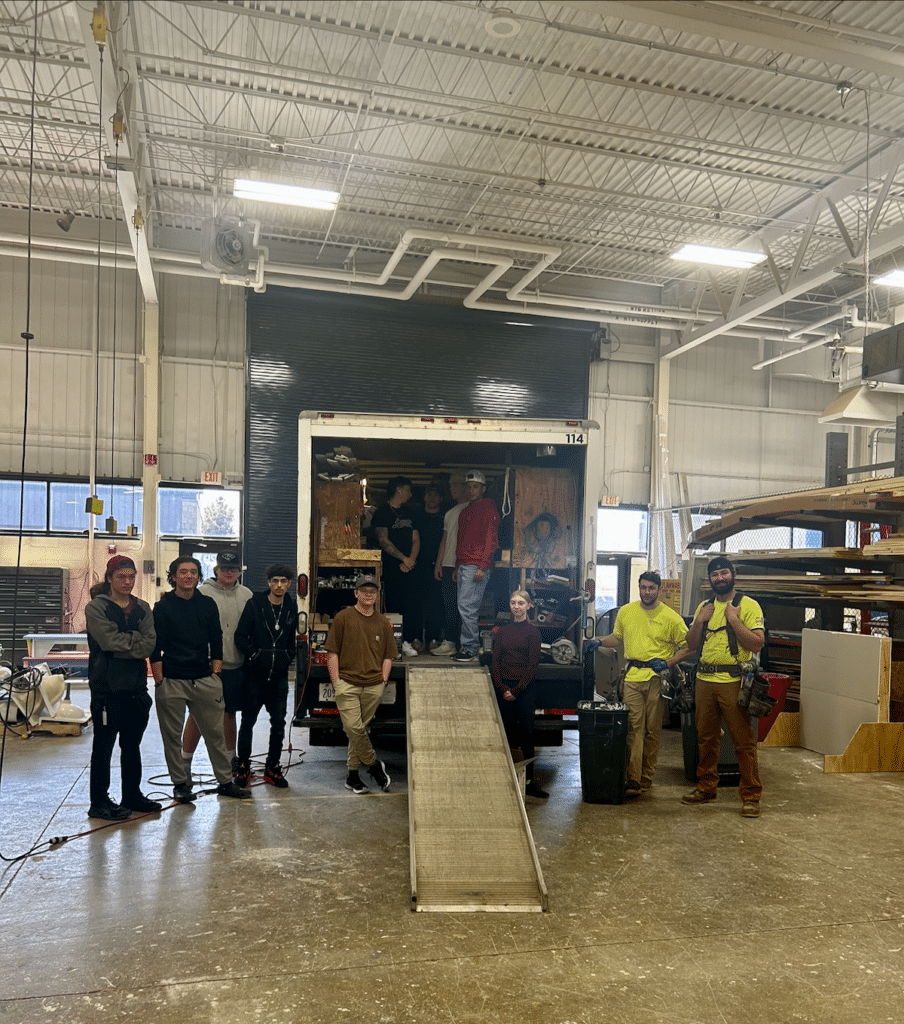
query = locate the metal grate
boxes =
[407,665,548,912]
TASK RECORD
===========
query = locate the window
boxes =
[0,480,47,530]
[49,482,143,533]
[596,508,648,553]
[159,487,240,538]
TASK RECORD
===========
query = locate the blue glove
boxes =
[649,658,669,673]
[584,638,603,652]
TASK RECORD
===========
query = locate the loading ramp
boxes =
[406,664,548,912]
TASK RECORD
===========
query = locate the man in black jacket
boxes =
[151,556,250,803]
[233,563,299,788]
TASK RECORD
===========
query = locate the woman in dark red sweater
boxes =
[491,589,547,798]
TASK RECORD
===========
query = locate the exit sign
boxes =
[202,471,222,484]
[601,494,620,506]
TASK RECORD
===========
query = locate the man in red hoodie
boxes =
[451,470,500,663]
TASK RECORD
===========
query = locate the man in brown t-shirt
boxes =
[325,573,398,794]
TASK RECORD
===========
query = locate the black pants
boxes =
[89,691,153,805]
[422,572,445,644]
[382,559,421,643]
[440,566,461,644]
[495,683,536,781]
[237,673,289,766]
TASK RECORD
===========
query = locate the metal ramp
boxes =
[406,665,548,912]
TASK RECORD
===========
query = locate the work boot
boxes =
[741,801,761,818]
[625,779,642,796]
[681,788,716,805]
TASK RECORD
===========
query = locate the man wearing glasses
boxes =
[151,556,250,803]
[682,556,765,818]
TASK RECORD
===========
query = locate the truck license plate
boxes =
[319,682,396,705]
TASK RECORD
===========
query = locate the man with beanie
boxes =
[180,551,252,783]
[151,556,250,803]
[233,563,299,788]
[84,555,160,819]
[324,573,397,794]
[683,556,765,817]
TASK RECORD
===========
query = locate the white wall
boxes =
[590,334,845,508]
[1,257,245,484]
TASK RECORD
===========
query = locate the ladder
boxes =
[406,664,548,912]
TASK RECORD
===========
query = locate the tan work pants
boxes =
[694,676,762,802]
[624,675,663,785]
[334,677,385,771]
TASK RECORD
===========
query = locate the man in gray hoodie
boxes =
[180,551,252,781]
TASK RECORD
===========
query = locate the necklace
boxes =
[268,600,284,634]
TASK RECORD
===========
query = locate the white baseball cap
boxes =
[465,470,486,485]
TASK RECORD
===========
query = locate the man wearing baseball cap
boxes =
[324,573,397,794]
[452,470,500,663]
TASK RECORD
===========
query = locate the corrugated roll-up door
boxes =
[245,289,593,586]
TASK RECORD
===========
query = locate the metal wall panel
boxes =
[245,288,594,584]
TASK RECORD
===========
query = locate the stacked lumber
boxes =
[863,537,904,556]
[690,476,904,547]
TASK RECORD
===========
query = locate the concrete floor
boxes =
[2,689,904,1024]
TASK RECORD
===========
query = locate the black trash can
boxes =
[577,700,629,804]
[680,710,756,786]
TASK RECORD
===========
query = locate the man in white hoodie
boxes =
[180,551,252,780]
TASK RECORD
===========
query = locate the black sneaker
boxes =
[525,781,549,799]
[366,759,391,792]
[345,770,368,794]
[264,763,289,788]
[122,794,163,813]
[234,761,251,788]
[217,780,252,800]
[87,802,131,821]
[451,650,477,663]
[173,783,196,803]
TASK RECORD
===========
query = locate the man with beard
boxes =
[682,556,765,817]
[596,571,689,796]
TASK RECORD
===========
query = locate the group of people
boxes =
[322,570,549,799]
[597,556,765,817]
[85,552,298,820]
[85,513,764,818]
[372,469,499,663]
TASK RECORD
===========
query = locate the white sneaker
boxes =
[401,641,419,657]
[431,640,457,656]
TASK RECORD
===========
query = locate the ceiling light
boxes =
[233,179,338,210]
[485,12,520,37]
[874,269,904,288]
[670,244,766,269]
[56,209,75,232]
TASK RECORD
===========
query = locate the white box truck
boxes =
[293,411,603,744]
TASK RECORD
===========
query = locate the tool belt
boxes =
[698,662,744,676]
[627,658,660,670]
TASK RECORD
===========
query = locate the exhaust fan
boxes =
[201,218,250,276]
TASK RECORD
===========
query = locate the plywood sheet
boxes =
[512,467,577,569]
[759,711,800,747]
[823,724,904,773]
[314,479,361,559]
[800,630,891,757]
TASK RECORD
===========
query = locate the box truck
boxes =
[293,411,602,744]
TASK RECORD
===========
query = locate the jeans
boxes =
[456,564,489,654]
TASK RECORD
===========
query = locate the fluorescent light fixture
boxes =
[874,269,904,288]
[670,243,766,269]
[233,179,339,210]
